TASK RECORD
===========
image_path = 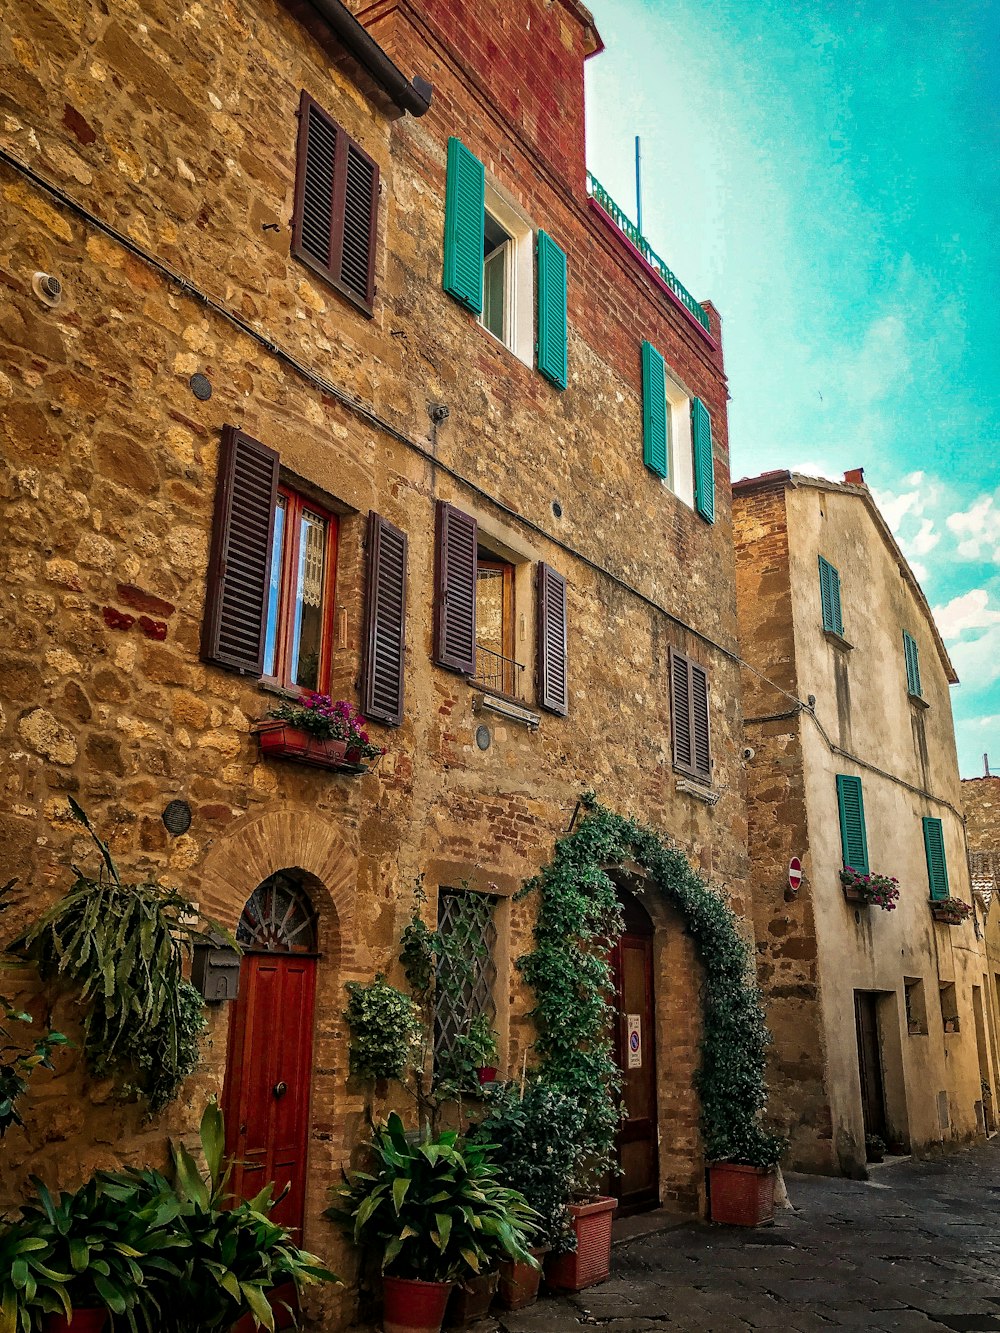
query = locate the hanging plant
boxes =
[13,800,219,1114]
[343,974,422,1081]
[517,793,783,1186]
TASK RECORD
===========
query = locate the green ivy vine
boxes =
[518,793,782,1185]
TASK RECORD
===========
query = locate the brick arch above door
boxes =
[198,804,357,973]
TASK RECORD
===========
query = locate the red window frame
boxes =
[263,485,339,694]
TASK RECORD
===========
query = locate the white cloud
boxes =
[933,589,1000,639]
[910,518,940,557]
[792,459,839,480]
[909,560,929,585]
[946,492,1000,563]
[950,626,1000,692]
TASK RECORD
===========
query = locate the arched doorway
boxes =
[222,870,318,1236]
[610,888,659,1214]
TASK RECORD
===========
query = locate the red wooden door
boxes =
[223,952,316,1235]
[610,894,659,1215]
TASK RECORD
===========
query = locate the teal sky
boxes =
[584,0,999,778]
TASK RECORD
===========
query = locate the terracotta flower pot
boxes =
[476,1065,498,1086]
[708,1162,776,1227]
[842,884,868,905]
[382,1275,453,1333]
[230,1282,298,1332]
[44,1312,108,1333]
[497,1248,547,1311]
[253,720,349,770]
[545,1196,617,1292]
[443,1270,497,1326]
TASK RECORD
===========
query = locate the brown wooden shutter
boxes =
[670,648,711,780]
[201,425,279,677]
[434,501,477,675]
[291,91,378,315]
[536,562,569,716]
[361,511,408,726]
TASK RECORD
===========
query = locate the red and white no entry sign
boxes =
[788,857,803,891]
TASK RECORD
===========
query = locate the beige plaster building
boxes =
[1,0,748,1321]
[734,468,994,1177]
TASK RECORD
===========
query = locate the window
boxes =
[640,342,702,513]
[939,982,959,1033]
[433,501,569,715]
[904,977,927,1035]
[903,630,922,699]
[482,212,512,343]
[819,556,844,635]
[478,189,535,365]
[922,816,950,900]
[474,551,518,696]
[434,887,498,1077]
[262,487,338,693]
[836,774,869,874]
[291,91,379,314]
[670,648,711,781]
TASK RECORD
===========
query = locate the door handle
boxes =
[273,1081,288,1099]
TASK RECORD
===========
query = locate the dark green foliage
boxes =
[14,801,211,1114]
[518,795,782,1177]
[326,1112,537,1282]
[344,975,422,1081]
[472,1080,585,1252]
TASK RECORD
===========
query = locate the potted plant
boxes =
[930,896,972,925]
[840,868,900,910]
[473,1080,585,1310]
[944,1015,961,1034]
[708,1126,785,1228]
[253,693,384,772]
[865,1133,886,1164]
[326,1112,537,1333]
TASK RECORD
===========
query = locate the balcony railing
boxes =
[586,171,711,333]
[473,644,523,699]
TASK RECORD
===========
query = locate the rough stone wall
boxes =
[733,476,831,1170]
[1,0,746,1320]
[963,776,1000,1082]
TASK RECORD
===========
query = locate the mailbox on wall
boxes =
[191,934,241,1003]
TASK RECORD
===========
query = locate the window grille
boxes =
[434,888,498,1067]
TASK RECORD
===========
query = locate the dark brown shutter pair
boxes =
[433,501,569,716]
[670,648,711,780]
[291,91,379,314]
[202,426,409,726]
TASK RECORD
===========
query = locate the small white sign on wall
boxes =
[627,1014,642,1069]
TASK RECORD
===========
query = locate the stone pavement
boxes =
[494,1142,1000,1332]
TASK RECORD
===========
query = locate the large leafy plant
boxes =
[14,801,213,1113]
[326,1112,537,1283]
[344,974,422,1081]
[473,1080,585,1253]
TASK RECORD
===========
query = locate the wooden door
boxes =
[223,952,317,1235]
[854,991,887,1140]
[610,894,659,1214]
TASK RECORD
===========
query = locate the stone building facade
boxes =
[962,773,1000,1115]
[1,0,747,1321]
[734,469,993,1177]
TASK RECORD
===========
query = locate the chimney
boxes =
[843,467,865,486]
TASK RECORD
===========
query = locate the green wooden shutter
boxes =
[922,816,949,900]
[641,341,667,478]
[692,397,715,523]
[903,631,922,697]
[443,137,485,314]
[836,774,869,874]
[818,557,843,634]
[537,230,568,390]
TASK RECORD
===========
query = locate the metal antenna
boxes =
[635,135,643,236]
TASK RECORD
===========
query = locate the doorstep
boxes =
[611,1206,690,1247]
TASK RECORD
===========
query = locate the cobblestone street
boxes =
[498,1143,1000,1332]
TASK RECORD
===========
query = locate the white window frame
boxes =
[479,184,534,367]
[665,370,695,508]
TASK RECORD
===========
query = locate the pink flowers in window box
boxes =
[254,694,385,772]
[840,867,900,911]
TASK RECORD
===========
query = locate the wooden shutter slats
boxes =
[292,91,378,315]
[443,137,486,314]
[361,512,407,726]
[537,230,568,390]
[904,631,922,697]
[201,425,279,677]
[671,648,711,780]
[434,501,478,675]
[692,397,715,523]
[536,563,568,716]
[642,341,668,479]
[922,817,949,899]
[819,557,844,635]
[836,774,870,874]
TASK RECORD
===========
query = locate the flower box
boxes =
[253,720,360,772]
[544,1196,616,1292]
[840,868,899,911]
[708,1162,776,1227]
[930,900,971,925]
[842,884,867,905]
